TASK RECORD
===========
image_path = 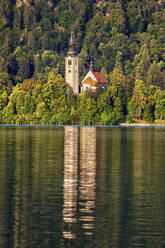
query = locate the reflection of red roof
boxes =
[93,72,107,83]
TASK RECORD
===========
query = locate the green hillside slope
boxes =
[0,0,165,124]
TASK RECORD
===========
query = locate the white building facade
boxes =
[65,32,79,96]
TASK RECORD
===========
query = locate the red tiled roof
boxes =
[93,72,107,83]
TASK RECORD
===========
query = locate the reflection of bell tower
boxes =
[65,31,79,96]
[63,126,78,240]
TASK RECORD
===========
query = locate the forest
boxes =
[0,0,165,125]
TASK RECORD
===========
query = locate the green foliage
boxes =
[143,104,154,123]
[0,72,13,92]
[0,15,4,31]
[0,0,165,124]
[132,80,147,120]
[113,97,124,124]
[147,61,164,88]
[0,0,164,85]
[110,62,125,87]
[127,100,136,122]
[154,89,165,120]
[135,45,151,81]
[77,91,98,125]
[0,90,8,122]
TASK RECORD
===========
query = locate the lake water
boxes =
[0,126,165,248]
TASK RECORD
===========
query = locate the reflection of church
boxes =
[63,127,96,239]
[79,127,96,235]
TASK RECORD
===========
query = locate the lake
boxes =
[0,126,165,248]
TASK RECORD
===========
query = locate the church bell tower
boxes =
[65,31,79,96]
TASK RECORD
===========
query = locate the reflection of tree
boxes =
[0,127,65,248]
[13,128,34,248]
[132,128,165,247]
[79,127,96,236]
[1,127,165,247]
[119,128,134,248]
[103,128,121,246]
[0,129,15,248]
[63,126,78,239]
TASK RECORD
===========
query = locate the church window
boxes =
[68,60,72,65]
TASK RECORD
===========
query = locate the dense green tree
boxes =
[2,101,15,124]
[113,97,124,123]
[143,103,154,122]
[0,72,12,90]
[7,54,18,75]
[0,0,13,27]
[134,44,151,82]
[0,37,13,59]
[0,90,8,122]
[77,91,98,125]
[0,0,164,87]
[127,99,136,122]
[154,89,165,120]
[0,57,6,73]
[0,0,164,125]
[132,79,147,120]
[107,0,126,33]
[35,102,50,124]
[23,5,37,31]
[126,0,158,33]
[110,61,125,87]
[17,56,33,81]
[146,61,164,88]
[100,109,113,125]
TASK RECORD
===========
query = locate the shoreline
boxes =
[1,123,165,128]
[120,123,165,127]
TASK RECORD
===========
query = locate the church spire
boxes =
[68,31,76,56]
[90,60,94,72]
[70,31,74,45]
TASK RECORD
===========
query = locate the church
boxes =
[81,60,107,92]
[65,32,107,95]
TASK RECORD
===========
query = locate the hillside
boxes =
[0,0,165,125]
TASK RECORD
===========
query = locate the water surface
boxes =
[0,126,165,248]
